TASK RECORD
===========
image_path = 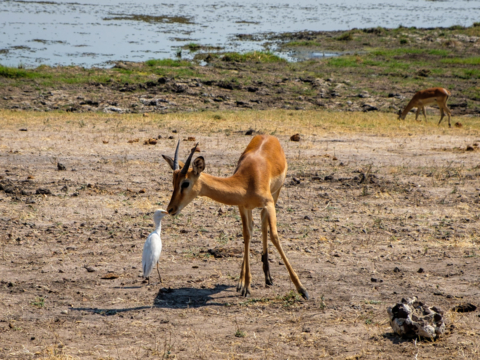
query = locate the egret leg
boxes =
[157,262,163,284]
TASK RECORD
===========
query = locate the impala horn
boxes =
[173,140,180,171]
[180,143,199,175]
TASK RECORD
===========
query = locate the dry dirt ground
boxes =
[0,110,479,359]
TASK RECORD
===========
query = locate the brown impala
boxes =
[162,135,309,299]
[398,87,452,127]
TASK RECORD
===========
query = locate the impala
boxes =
[398,87,452,127]
[162,136,309,299]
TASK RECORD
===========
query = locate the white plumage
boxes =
[142,209,168,284]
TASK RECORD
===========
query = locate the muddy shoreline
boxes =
[1,25,480,119]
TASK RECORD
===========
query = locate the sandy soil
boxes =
[0,111,479,359]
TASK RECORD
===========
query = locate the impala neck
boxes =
[401,100,416,119]
[197,173,245,206]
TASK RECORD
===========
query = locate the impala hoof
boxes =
[298,287,309,300]
[240,287,251,297]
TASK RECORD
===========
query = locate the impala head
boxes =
[397,109,404,120]
[162,141,205,216]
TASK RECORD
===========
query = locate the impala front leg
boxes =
[237,207,252,297]
[265,202,309,300]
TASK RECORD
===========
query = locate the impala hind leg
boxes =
[237,207,253,297]
[415,107,421,121]
[265,202,309,300]
[421,106,427,122]
[261,208,273,286]
[260,188,282,286]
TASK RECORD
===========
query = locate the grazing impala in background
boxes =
[162,136,309,299]
[398,87,452,127]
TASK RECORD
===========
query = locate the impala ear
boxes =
[192,156,205,175]
[162,155,185,171]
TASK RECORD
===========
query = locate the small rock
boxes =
[466,145,474,151]
[85,266,96,273]
[245,129,255,135]
[362,104,378,112]
[304,215,312,221]
[57,163,66,171]
[61,310,68,315]
[144,138,157,145]
[19,128,28,131]
[290,133,301,142]
[451,303,477,313]
[393,267,401,273]
[417,268,424,273]
[454,122,463,128]
[36,188,51,195]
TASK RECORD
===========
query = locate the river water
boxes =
[0,0,479,68]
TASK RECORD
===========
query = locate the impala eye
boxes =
[181,182,189,189]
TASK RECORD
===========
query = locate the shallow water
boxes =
[0,0,479,68]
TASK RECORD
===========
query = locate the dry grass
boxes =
[1,109,479,137]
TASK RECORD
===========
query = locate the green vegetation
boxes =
[235,329,246,338]
[145,59,191,67]
[187,43,201,51]
[287,40,322,47]
[221,51,285,63]
[0,65,50,79]
[31,297,45,308]
[336,31,354,41]
[441,56,480,65]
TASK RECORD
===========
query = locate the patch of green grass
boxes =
[453,69,480,79]
[441,56,480,65]
[187,43,201,51]
[31,297,45,308]
[0,66,51,79]
[221,51,286,63]
[279,290,302,307]
[235,329,246,338]
[286,40,322,47]
[145,59,191,67]
[449,25,465,31]
[327,56,360,68]
[239,298,270,306]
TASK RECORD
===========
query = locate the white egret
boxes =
[142,209,168,284]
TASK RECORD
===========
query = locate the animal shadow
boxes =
[154,284,232,309]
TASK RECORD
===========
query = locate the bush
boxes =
[336,32,354,41]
